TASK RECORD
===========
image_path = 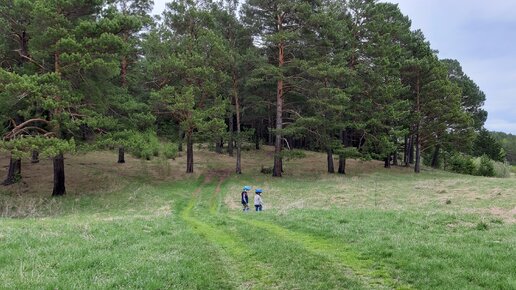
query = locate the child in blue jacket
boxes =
[241,186,250,211]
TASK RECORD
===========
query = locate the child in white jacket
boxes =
[254,189,263,211]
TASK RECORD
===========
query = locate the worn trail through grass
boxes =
[178,173,411,289]
[179,175,275,289]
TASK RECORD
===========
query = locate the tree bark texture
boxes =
[52,153,66,196]
[118,147,125,163]
[415,135,421,173]
[233,73,242,174]
[31,150,39,164]
[228,113,234,156]
[273,35,285,177]
[431,145,440,168]
[327,149,335,173]
[338,155,346,174]
[2,156,21,186]
[178,129,183,152]
[384,156,391,168]
[186,132,194,173]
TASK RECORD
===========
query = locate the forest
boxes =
[0,0,509,196]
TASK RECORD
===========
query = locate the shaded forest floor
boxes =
[0,147,515,289]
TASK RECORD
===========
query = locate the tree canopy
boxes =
[0,0,501,195]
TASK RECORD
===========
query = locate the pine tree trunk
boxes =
[409,135,415,164]
[273,113,283,177]
[273,37,285,177]
[267,104,273,146]
[118,147,125,163]
[415,134,421,173]
[431,145,440,168]
[31,150,39,164]
[392,150,398,166]
[215,139,222,154]
[338,155,346,174]
[52,153,66,196]
[186,132,194,173]
[178,129,183,152]
[327,149,335,173]
[384,156,391,168]
[338,130,348,175]
[414,74,421,173]
[233,73,242,174]
[228,113,234,156]
[2,156,21,186]
[236,145,242,174]
[255,120,261,150]
[404,135,409,166]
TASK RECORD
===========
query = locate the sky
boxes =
[152,0,516,134]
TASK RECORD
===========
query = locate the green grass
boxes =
[1,149,515,289]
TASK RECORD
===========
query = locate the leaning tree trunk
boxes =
[327,149,335,173]
[186,132,194,173]
[31,150,39,164]
[2,156,21,186]
[431,145,440,168]
[52,153,66,196]
[118,147,125,163]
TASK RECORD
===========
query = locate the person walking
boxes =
[241,186,250,212]
[254,189,263,211]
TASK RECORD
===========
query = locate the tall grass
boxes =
[1,148,515,289]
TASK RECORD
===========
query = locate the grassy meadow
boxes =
[0,147,515,289]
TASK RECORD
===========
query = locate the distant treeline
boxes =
[491,131,516,165]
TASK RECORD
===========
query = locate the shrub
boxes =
[449,154,475,175]
[475,155,495,177]
[162,143,178,160]
[128,131,160,160]
[493,161,511,178]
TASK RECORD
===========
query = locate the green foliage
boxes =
[280,149,306,161]
[492,161,512,178]
[161,143,178,160]
[0,136,76,158]
[473,129,506,162]
[475,155,495,177]
[126,131,160,160]
[448,153,476,175]
[446,153,510,178]
[490,131,516,165]
[334,147,361,159]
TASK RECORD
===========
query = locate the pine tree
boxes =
[243,0,321,177]
[147,0,229,173]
